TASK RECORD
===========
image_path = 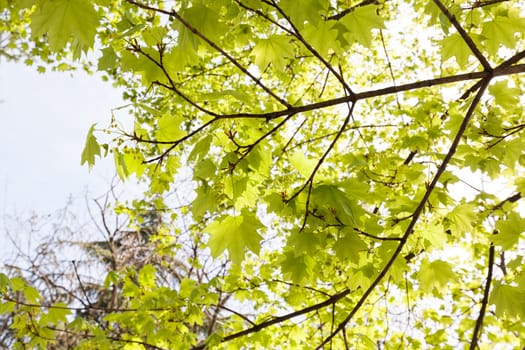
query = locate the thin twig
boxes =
[125,0,291,108]
[287,103,356,204]
[264,0,354,96]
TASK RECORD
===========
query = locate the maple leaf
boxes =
[205,211,264,265]
[342,5,385,47]
[81,124,101,170]
[30,0,99,55]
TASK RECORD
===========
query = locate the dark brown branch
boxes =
[327,0,380,21]
[500,49,525,67]
[232,113,296,169]
[460,50,525,99]
[217,304,256,326]
[315,76,493,349]
[354,228,402,241]
[143,118,217,163]
[462,0,511,9]
[491,192,522,212]
[218,63,525,120]
[132,61,524,164]
[71,261,92,308]
[403,150,417,165]
[233,0,294,36]
[469,244,495,350]
[190,288,352,350]
[432,0,492,71]
[125,0,291,108]
[379,29,401,108]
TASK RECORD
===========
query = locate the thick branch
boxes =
[327,0,380,21]
[432,0,492,71]
[191,288,351,350]
[219,63,525,120]
[315,76,493,349]
[491,192,522,212]
[469,244,495,350]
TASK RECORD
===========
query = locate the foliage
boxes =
[2,0,525,348]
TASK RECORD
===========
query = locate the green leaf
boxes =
[493,212,525,250]
[440,33,471,68]
[0,301,15,314]
[289,151,316,178]
[81,124,101,169]
[342,5,385,47]
[488,80,521,110]
[251,35,295,72]
[155,114,186,141]
[0,273,10,292]
[280,250,314,283]
[24,285,41,303]
[47,303,71,323]
[178,3,228,43]
[188,135,212,162]
[205,211,264,265]
[194,159,216,179]
[490,282,525,320]
[312,184,363,225]
[303,20,339,56]
[31,0,99,55]
[445,203,477,234]
[416,259,457,294]
[481,15,520,56]
[192,184,218,218]
[333,229,367,264]
[138,264,157,289]
[287,229,321,255]
[279,0,325,27]
[98,47,118,71]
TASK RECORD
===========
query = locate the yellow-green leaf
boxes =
[81,124,101,169]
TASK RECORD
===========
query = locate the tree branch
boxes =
[327,0,380,21]
[469,244,495,350]
[124,0,291,108]
[315,76,493,349]
[217,63,525,120]
[191,288,352,350]
[287,103,355,205]
[264,0,355,96]
[432,0,492,71]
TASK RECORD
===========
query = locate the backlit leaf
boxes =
[31,0,98,55]
[205,211,264,265]
[81,124,101,169]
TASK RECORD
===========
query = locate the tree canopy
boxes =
[1,0,525,348]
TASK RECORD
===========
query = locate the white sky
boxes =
[0,61,122,217]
